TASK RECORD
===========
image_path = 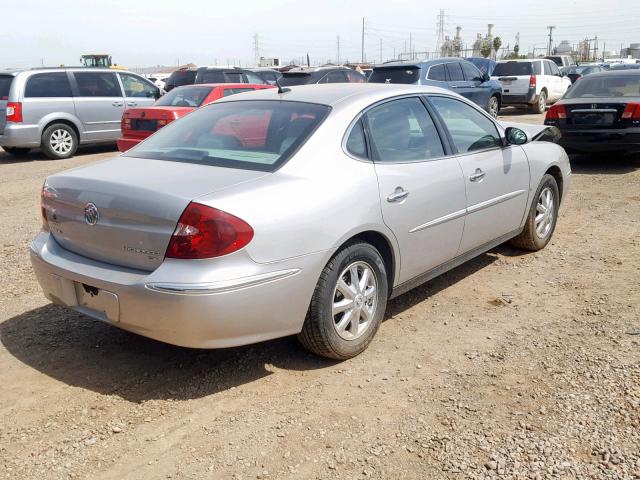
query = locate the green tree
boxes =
[480,39,492,58]
[493,36,502,58]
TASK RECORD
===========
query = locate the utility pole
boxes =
[435,9,445,54]
[379,39,383,64]
[593,35,598,62]
[602,41,606,61]
[409,33,413,60]
[361,17,365,63]
[546,26,556,56]
[336,36,340,64]
[253,33,260,66]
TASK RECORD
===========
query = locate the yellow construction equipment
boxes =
[80,54,127,70]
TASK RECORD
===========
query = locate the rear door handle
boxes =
[469,168,485,182]
[112,102,123,107]
[386,188,409,203]
[126,102,137,107]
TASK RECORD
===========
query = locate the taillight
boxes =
[529,75,537,88]
[40,182,56,232]
[157,119,168,127]
[622,102,640,120]
[6,102,22,123]
[165,202,254,259]
[121,117,131,130]
[546,104,566,120]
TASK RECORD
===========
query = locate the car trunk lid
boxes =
[561,100,631,128]
[43,156,267,271]
[122,106,193,139]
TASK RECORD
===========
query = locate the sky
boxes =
[2,0,639,70]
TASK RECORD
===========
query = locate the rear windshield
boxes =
[155,86,213,107]
[167,70,196,87]
[565,75,640,99]
[123,100,331,172]
[279,73,313,86]
[369,67,420,84]
[0,75,13,100]
[493,62,532,76]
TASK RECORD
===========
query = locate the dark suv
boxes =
[279,67,366,86]
[164,67,268,92]
[369,58,503,117]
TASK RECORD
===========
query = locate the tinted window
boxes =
[222,88,255,97]
[123,100,330,172]
[119,73,157,98]
[446,63,465,81]
[280,73,312,86]
[325,71,348,83]
[365,97,445,162]
[493,62,532,76]
[0,75,14,100]
[345,119,367,159]
[461,62,483,81]
[166,70,197,89]
[369,67,420,84]
[155,86,213,107]
[427,64,446,81]
[430,96,501,153]
[24,73,72,98]
[244,71,266,84]
[74,72,121,97]
[533,61,542,75]
[196,70,225,83]
[564,75,640,99]
[225,72,244,83]
[547,62,561,76]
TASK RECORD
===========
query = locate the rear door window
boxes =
[24,73,72,98]
[74,72,122,97]
[427,64,446,81]
[369,67,420,84]
[222,88,256,96]
[0,75,14,100]
[196,70,225,83]
[224,72,244,83]
[445,63,465,81]
[533,61,542,75]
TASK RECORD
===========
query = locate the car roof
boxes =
[496,59,539,63]
[13,68,146,77]
[375,58,471,68]
[172,83,270,89]
[215,83,455,111]
[285,66,348,73]
[583,69,640,77]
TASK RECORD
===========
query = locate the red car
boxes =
[117,83,273,151]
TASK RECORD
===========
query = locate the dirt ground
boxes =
[1,111,639,480]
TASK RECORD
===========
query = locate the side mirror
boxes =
[153,88,161,100]
[482,72,490,82]
[505,127,528,145]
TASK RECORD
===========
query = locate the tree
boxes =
[480,39,492,58]
[514,43,520,56]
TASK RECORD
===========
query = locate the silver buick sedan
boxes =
[31,84,571,359]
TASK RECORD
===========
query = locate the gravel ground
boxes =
[0,114,639,480]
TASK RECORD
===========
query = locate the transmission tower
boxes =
[547,26,555,56]
[435,9,445,54]
[336,36,340,64]
[253,33,260,66]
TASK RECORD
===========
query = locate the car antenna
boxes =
[275,77,290,94]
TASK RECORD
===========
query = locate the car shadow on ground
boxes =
[569,152,640,175]
[0,144,119,164]
[1,249,508,403]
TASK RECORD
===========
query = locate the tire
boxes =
[530,90,547,114]
[487,95,500,118]
[298,242,389,360]
[2,147,31,156]
[41,123,78,160]
[510,174,559,251]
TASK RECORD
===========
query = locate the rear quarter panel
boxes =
[520,142,571,207]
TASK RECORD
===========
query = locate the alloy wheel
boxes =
[535,187,555,239]
[50,129,74,155]
[488,97,499,118]
[332,261,378,341]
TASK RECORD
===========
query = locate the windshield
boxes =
[369,67,420,84]
[493,62,532,76]
[124,100,331,172]
[0,75,12,100]
[565,75,640,99]
[155,86,213,107]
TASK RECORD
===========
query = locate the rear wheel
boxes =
[298,242,388,360]
[530,90,547,114]
[2,147,31,156]
[41,123,78,159]
[510,174,559,251]
[487,95,500,118]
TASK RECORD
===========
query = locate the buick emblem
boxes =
[84,202,99,226]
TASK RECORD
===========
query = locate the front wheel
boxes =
[487,95,500,118]
[510,174,559,251]
[298,242,389,360]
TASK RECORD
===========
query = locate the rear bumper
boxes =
[30,231,325,349]
[549,127,640,153]
[0,123,41,147]
[116,137,143,152]
[501,87,537,106]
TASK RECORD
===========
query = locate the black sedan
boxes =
[544,70,640,153]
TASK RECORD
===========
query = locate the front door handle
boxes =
[112,102,123,107]
[386,187,410,203]
[469,168,485,182]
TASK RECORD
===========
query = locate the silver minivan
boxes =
[0,68,160,159]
